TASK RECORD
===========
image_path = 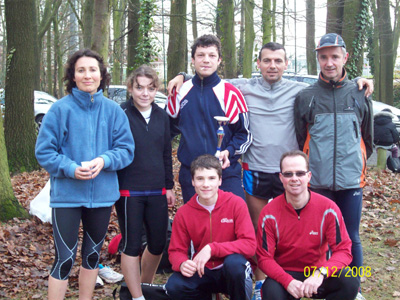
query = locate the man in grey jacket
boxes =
[294,33,373,300]
[168,41,373,300]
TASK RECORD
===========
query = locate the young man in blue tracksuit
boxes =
[166,34,252,203]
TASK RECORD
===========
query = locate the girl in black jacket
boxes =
[116,65,175,300]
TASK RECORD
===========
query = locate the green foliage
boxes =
[133,0,160,69]
[346,0,371,79]
[392,81,400,108]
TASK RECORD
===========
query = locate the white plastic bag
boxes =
[29,180,52,223]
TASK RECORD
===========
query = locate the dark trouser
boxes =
[166,254,253,300]
[179,163,245,203]
[50,206,112,280]
[115,195,168,256]
[262,270,360,300]
[311,188,363,269]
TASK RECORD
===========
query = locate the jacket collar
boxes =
[71,87,104,109]
[260,77,285,90]
[128,98,158,114]
[192,71,221,88]
[187,189,228,211]
[318,68,349,88]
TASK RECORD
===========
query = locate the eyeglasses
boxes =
[281,171,309,178]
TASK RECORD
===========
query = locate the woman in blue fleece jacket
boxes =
[35,49,134,300]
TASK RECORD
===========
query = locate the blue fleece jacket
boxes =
[35,88,135,208]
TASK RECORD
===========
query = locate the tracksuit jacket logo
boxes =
[221,218,234,223]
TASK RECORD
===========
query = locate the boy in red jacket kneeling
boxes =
[166,154,256,300]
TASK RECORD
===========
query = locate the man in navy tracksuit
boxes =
[166,34,252,203]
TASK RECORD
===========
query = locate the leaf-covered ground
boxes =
[0,158,399,299]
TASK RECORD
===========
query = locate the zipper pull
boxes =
[91,96,94,103]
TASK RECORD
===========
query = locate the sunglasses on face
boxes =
[281,171,309,178]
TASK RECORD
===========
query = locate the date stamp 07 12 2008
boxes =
[304,266,372,278]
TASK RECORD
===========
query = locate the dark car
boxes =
[107,85,167,108]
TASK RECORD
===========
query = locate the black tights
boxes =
[50,206,112,280]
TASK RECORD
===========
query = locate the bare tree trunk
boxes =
[68,0,79,55]
[0,115,28,221]
[167,0,187,81]
[112,0,126,84]
[46,30,53,94]
[127,0,141,75]
[370,0,380,98]
[243,0,255,78]
[306,0,317,75]
[326,0,344,34]
[238,0,245,76]
[4,0,40,173]
[216,0,237,78]
[192,0,198,40]
[377,0,394,105]
[53,16,64,98]
[0,7,6,86]
[342,0,365,77]
[272,0,276,41]
[392,0,400,67]
[91,0,111,61]
[83,0,95,48]
[262,0,272,43]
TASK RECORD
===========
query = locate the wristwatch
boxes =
[319,267,328,278]
[177,72,186,78]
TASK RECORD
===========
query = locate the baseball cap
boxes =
[315,33,346,51]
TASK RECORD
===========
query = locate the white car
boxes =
[0,89,57,128]
[34,91,58,127]
[107,85,167,109]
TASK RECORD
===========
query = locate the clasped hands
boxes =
[179,245,212,278]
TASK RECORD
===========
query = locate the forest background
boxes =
[0,0,399,298]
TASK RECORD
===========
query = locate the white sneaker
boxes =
[95,275,104,288]
[355,292,366,300]
[98,266,124,283]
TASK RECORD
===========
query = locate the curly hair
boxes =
[191,34,222,59]
[63,49,111,94]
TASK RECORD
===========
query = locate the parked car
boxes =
[107,85,167,109]
[34,91,58,127]
[0,89,57,128]
[282,73,319,85]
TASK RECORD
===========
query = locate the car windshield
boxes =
[34,91,57,104]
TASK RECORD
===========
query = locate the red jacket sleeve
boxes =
[256,208,295,289]
[318,206,353,275]
[168,209,191,272]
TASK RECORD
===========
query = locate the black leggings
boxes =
[50,206,112,280]
[262,270,360,300]
[115,195,168,257]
